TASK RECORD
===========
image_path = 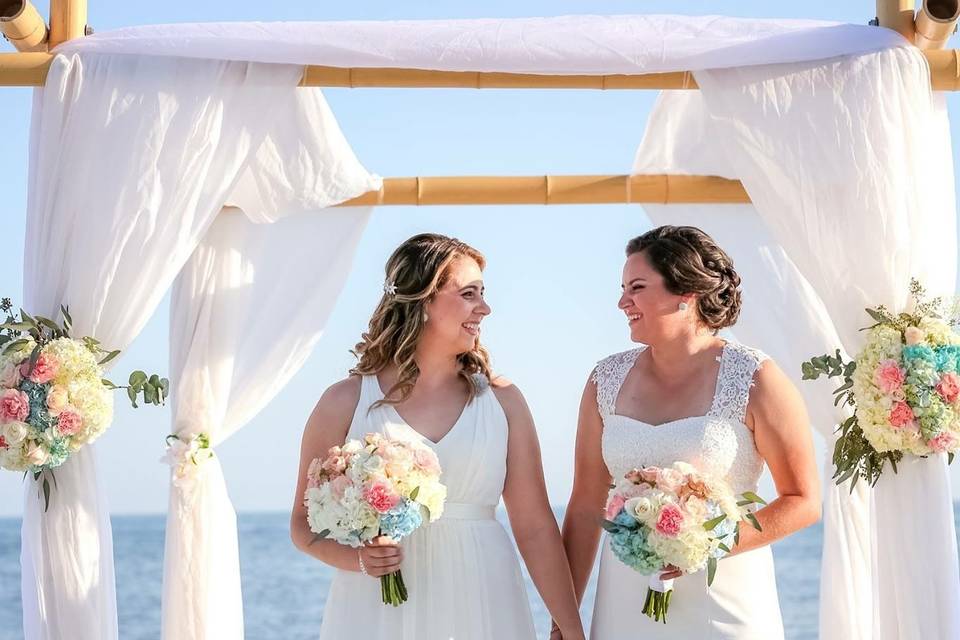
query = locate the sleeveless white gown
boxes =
[589,342,785,639]
[318,374,537,640]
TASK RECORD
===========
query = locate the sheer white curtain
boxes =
[636,46,959,639]
[19,52,320,640]
[161,205,371,639]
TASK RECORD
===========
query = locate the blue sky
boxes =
[2,1,959,516]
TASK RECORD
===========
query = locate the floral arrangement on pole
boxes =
[0,298,169,509]
[802,280,960,490]
[601,461,765,624]
[304,432,447,606]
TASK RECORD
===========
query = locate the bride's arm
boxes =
[726,359,821,557]
[559,375,611,606]
[289,377,403,576]
[496,381,585,640]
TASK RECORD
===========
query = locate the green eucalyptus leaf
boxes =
[707,556,717,586]
[98,350,121,366]
[127,386,139,408]
[129,371,148,387]
[741,491,767,506]
[143,383,159,406]
[599,520,620,533]
[0,322,32,332]
[60,305,72,331]
[703,515,726,531]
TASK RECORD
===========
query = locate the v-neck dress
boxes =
[318,374,537,640]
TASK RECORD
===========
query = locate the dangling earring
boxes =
[678,302,689,311]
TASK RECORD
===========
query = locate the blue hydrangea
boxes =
[903,345,936,366]
[905,359,939,389]
[20,380,53,432]
[46,438,70,469]
[612,510,639,529]
[380,499,423,541]
[935,346,960,373]
[609,527,661,575]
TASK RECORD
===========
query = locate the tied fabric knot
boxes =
[161,431,214,489]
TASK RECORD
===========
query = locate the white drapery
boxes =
[21,51,377,640]
[20,13,959,639]
[56,15,903,75]
[162,207,372,639]
[636,46,959,639]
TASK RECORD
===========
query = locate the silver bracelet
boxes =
[358,549,369,576]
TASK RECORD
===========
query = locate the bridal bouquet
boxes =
[601,461,765,623]
[802,280,960,488]
[0,299,168,509]
[304,432,447,606]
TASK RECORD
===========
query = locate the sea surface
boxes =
[1,507,957,639]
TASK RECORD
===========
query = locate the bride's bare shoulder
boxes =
[304,376,362,436]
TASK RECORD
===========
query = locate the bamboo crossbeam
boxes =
[299,66,698,89]
[4,50,960,90]
[0,50,47,84]
[333,175,750,206]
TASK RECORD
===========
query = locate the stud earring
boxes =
[423,312,430,322]
[678,302,689,311]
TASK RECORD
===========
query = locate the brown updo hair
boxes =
[626,226,742,333]
[350,233,493,407]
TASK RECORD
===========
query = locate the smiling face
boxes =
[618,250,696,344]
[422,256,491,356]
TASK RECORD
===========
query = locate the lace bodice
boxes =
[593,341,768,493]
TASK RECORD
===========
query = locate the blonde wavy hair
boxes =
[350,233,493,407]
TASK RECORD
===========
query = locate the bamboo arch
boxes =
[1,0,958,207]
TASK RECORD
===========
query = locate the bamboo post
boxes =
[876,0,917,41]
[332,175,750,207]
[1,1,47,52]
[916,0,960,49]
[48,0,86,49]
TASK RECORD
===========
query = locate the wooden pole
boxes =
[876,0,917,42]
[47,0,86,49]
[332,175,750,207]
[0,50,48,84]
[0,1,47,52]
[299,66,698,89]
[4,50,960,90]
[916,0,960,49]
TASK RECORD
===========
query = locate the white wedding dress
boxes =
[318,373,537,640]
[590,342,784,639]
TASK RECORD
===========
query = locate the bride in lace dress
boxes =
[560,225,821,639]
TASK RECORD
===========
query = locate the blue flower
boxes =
[609,527,661,575]
[380,499,423,540]
[903,345,936,367]
[935,346,960,373]
[20,380,53,431]
[46,438,70,469]
[613,510,639,529]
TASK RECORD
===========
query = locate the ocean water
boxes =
[0,508,956,640]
